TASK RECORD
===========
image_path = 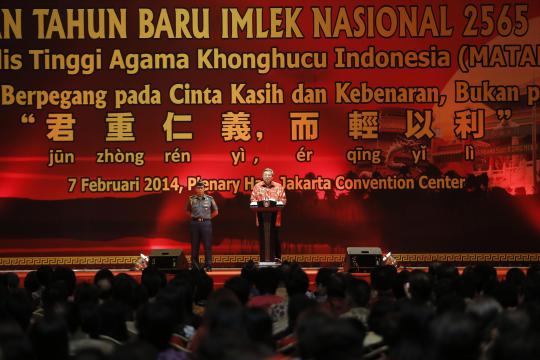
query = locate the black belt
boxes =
[192,217,210,222]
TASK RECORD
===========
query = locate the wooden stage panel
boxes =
[7,267,517,290]
[10,268,333,289]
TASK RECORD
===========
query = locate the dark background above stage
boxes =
[1,185,539,255]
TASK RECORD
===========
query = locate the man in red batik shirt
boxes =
[250,168,287,261]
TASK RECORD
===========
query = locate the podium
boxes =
[251,200,284,263]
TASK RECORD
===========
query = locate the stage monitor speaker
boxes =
[148,249,189,271]
[344,247,383,273]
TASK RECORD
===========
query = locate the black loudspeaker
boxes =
[149,249,189,271]
[344,247,383,273]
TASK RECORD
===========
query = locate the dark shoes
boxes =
[192,263,212,272]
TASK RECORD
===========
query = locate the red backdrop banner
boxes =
[1,1,540,262]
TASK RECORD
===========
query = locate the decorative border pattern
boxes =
[0,253,538,268]
[393,253,540,263]
[209,255,259,264]
[282,254,344,263]
[0,256,139,267]
[195,254,346,263]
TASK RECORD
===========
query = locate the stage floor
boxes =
[8,268,331,289]
[4,267,518,289]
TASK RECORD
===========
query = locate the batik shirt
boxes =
[250,181,286,226]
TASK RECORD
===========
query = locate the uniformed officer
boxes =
[186,181,218,271]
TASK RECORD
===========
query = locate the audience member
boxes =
[1,262,540,360]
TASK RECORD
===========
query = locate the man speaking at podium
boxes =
[250,168,287,261]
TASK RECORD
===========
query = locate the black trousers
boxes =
[190,220,212,268]
[257,212,281,261]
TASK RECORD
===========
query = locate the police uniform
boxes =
[187,194,218,269]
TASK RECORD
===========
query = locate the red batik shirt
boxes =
[250,181,287,226]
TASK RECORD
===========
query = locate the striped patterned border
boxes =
[0,253,538,268]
